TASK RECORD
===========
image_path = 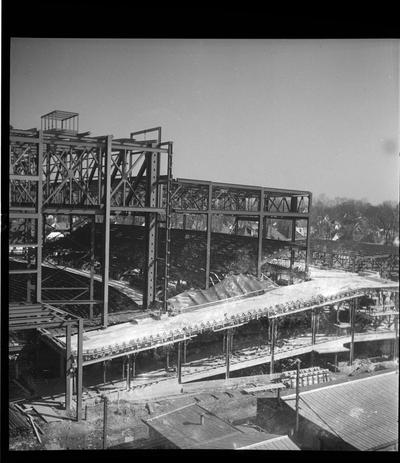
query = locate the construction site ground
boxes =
[9,362,397,450]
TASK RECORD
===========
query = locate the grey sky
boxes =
[10,38,399,204]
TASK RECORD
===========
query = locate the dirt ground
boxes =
[9,359,397,451]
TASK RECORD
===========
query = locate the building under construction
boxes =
[9,111,399,423]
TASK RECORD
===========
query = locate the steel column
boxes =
[76,318,83,421]
[65,323,72,412]
[101,135,112,327]
[393,314,398,362]
[126,355,131,390]
[143,146,158,309]
[103,396,108,449]
[205,184,213,289]
[36,131,44,302]
[311,309,316,366]
[163,143,173,312]
[131,354,136,381]
[349,299,356,365]
[305,193,312,276]
[270,318,276,375]
[311,309,317,345]
[177,341,182,384]
[89,216,95,319]
[257,188,265,278]
[225,329,231,380]
[290,196,298,284]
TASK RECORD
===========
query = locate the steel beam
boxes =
[173,208,309,218]
[176,178,311,196]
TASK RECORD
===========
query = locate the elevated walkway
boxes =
[55,268,397,363]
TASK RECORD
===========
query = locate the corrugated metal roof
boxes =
[239,435,300,450]
[144,403,273,449]
[284,372,398,451]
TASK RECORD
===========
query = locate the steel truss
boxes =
[10,119,173,327]
[170,178,312,287]
[10,115,312,325]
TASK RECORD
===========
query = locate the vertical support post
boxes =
[257,188,265,278]
[225,329,231,380]
[102,135,112,327]
[163,143,173,313]
[290,196,298,285]
[311,309,317,345]
[76,318,83,421]
[65,323,72,413]
[103,361,107,384]
[126,355,131,390]
[305,193,313,277]
[177,341,182,384]
[294,358,301,434]
[349,299,356,366]
[102,396,108,450]
[205,183,213,289]
[270,318,276,375]
[393,314,398,362]
[36,130,43,303]
[310,309,316,366]
[183,339,187,364]
[89,216,95,319]
[166,347,170,370]
[131,354,136,380]
[144,145,158,309]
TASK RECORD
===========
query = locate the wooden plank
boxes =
[32,404,63,423]
[242,382,286,394]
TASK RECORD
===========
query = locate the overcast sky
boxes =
[10,38,399,204]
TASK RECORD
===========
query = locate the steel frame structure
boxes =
[9,113,313,420]
[9,115,172,420]
[170,178,312,288]
[10,116,173,327]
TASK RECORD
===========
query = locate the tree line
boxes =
[310,195,399,245]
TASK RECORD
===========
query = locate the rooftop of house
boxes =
[282,370,398,451]
[143,402,278,449]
